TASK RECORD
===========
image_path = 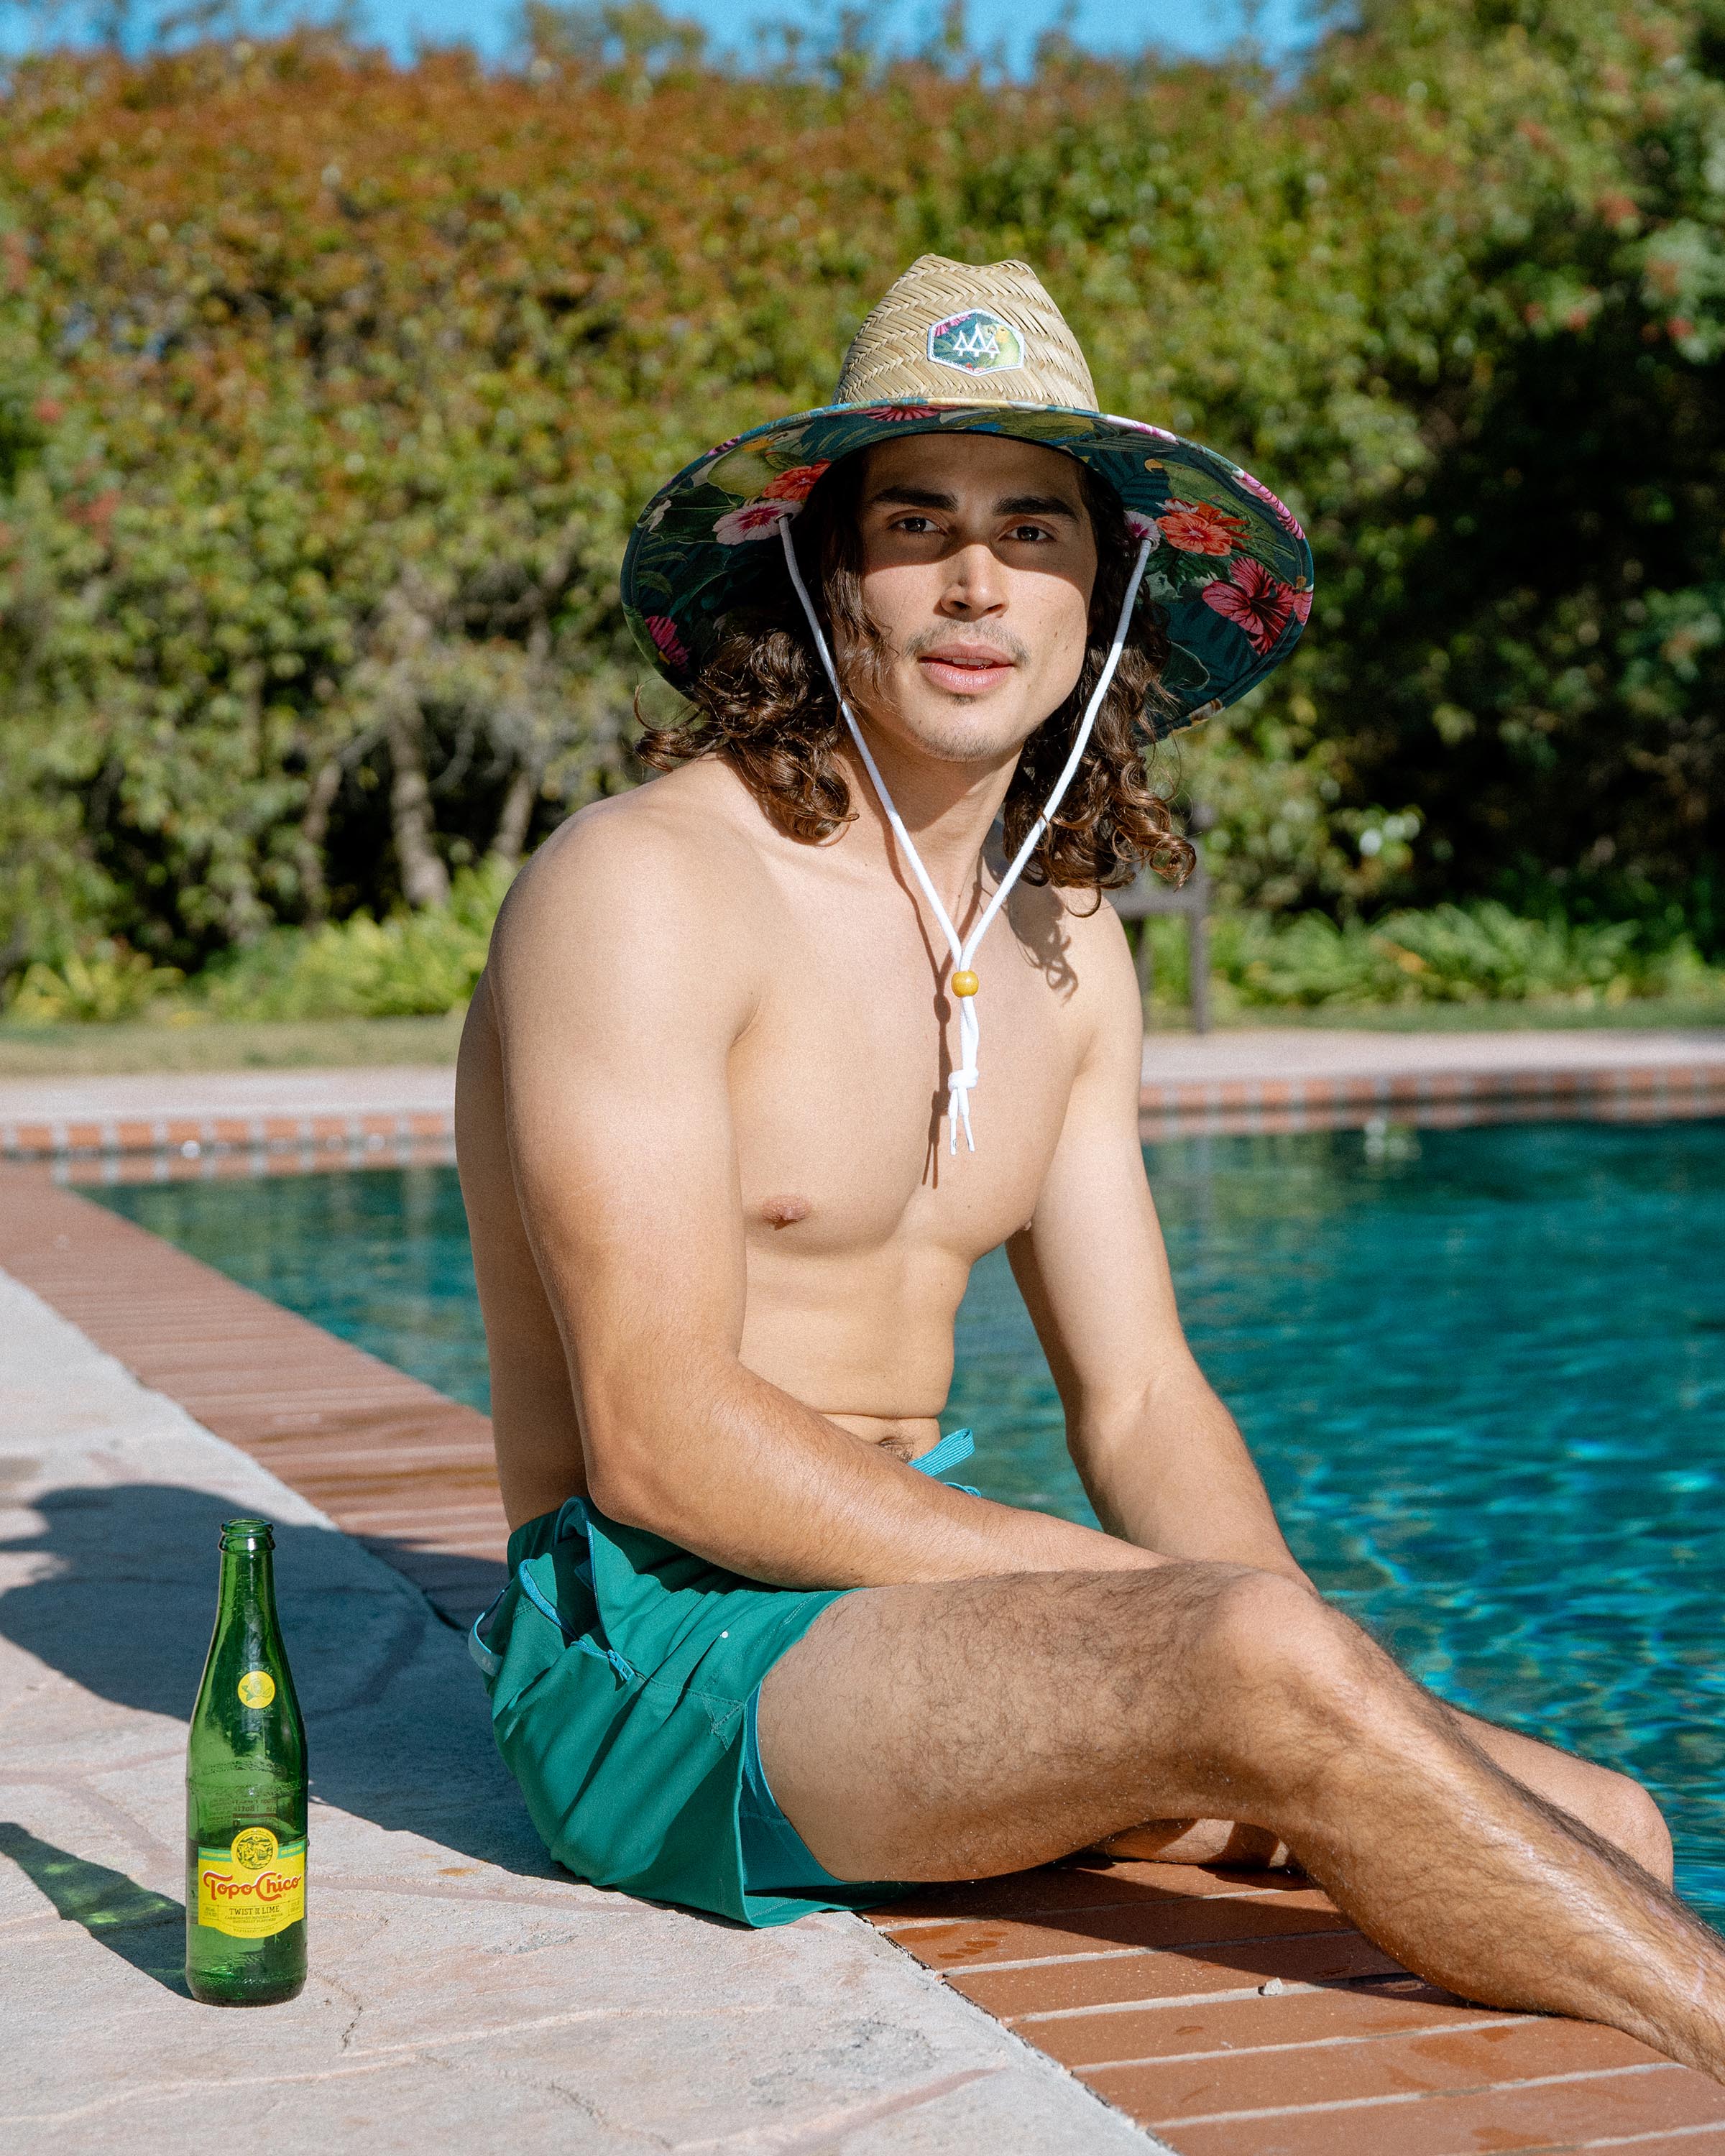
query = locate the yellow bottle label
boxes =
[196,1828,305,1937]
[236,1669,276,1709]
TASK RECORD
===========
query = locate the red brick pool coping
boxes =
[5,1156,1725,2152]
[4,1028,1723,1176]
[1140,1056,1725,1139]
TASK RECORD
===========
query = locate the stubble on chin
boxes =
[870,672,1044,766]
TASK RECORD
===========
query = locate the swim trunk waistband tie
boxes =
[780,517,1154,1153]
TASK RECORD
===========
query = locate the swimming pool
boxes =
[94,1119,1725,1919]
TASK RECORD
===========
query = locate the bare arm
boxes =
[485,809,1156,1590]
[1008,906,1310,1587]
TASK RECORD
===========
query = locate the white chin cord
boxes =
[780,517,1154,1154]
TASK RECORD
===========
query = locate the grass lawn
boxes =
[1,996,1721,1079]
[0,1012,467,1077]
[1178,995,1725,1034]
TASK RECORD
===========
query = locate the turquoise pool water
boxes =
[94,1120,1725,1917]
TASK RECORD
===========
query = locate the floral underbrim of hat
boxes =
[620,400,1312,734]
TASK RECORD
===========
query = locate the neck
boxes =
[836,721,1018,918]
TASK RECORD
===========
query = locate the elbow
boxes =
[584,1455,663,1536]
[579,1350,741,1539]
[579,1355,745,1542]
[582,1425,689,1540]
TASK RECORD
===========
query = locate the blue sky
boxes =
[0,0,1318,70]
[341,0,1314,70]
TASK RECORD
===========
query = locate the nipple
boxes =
[760,1194,811,1229]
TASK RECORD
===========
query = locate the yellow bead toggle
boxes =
[951,970,980,998]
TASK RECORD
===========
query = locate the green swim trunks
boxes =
[469,1428,978,1927]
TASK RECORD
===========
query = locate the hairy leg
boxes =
[1100,1705,1673,1884]
[756,1562,1725,2080]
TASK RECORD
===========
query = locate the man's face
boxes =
[850,432,1098,768]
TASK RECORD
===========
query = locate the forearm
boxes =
[1074,1363,1312,1588]
[584,1358,1158,1590]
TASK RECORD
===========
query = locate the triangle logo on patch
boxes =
[926,308,1026,374]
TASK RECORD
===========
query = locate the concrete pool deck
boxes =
[0,1198,1162,2155]
[6,1159,1725,2152]
[1,1023,1721,1176]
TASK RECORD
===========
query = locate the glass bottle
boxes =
[185,1516,307,2005]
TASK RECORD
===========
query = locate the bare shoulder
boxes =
[488,759,775,1002]
[1011,875,1141,1046]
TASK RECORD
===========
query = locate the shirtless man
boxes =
[456,257,1725,2077]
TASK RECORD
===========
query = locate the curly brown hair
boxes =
[638,447,1195,892]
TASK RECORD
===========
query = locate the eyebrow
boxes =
[868,484,1082,522]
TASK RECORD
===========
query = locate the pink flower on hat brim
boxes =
[1202,556,1295,655]
[714,498,799,544]
[762,461,830,502]
[1236,469,1306,541]
[645,613,689,668]
[857,403,945,423]
[1158,499,1251,556]
[1125,510,1162,548]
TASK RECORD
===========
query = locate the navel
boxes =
[760,1194,811,1229]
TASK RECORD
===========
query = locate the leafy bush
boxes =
[12,876,1719,1023]
[1137,901,1725,1009]
[191,859,512,1021]
[8,944,185,1023]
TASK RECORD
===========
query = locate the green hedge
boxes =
[2,1,1724,984]
[14,873,1720,1021]
[1142,903,1725,1010]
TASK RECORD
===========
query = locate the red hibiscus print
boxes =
[1202,556,1295,655]
[859,404,944,422]
[1289,584,1312,625]
[763,461,830,502]
[1157,499,1251,555]
[645,613,690,668]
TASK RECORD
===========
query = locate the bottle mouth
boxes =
[220,1516,276,1552]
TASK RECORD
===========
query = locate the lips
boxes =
[916,646,1017,694]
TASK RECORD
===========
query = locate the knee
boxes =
[1586,1768,1673,1884]
[1187,1567,1388,1743]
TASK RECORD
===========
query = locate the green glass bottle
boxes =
[185,1517,308,2006]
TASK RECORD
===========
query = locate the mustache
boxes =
[901,624,1029,667]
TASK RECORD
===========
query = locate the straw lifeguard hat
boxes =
[622,254,1312,729]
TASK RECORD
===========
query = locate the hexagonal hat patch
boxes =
[926,307,1025,374]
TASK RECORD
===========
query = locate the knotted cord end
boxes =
[946,1067,978,1154]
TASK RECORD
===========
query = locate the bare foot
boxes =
[1085,1817,1299,1869]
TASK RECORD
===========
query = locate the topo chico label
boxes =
[196,1826,305,1938]
[236,1669,276,1709]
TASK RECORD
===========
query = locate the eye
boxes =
[889,513,940,534]
[1005,521,1057,543]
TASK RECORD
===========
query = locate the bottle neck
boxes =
[216,1544,280,1646]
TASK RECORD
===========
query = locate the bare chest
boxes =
[726,881,1083,1263]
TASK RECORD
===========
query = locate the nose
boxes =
[938,538,1006,619]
